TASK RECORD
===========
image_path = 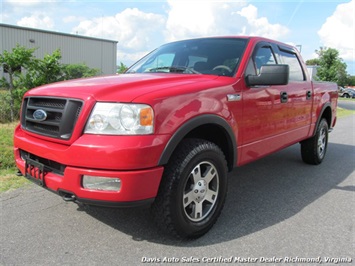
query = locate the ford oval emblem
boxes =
[33,109,47,121]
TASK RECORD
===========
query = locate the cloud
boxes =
[236,4,289,39]
[72,7,165,63]
[4,0,292,66]
[71,1,292,65]
[318,0,354,61]
[17,14,54,29]
[165,0,289,42]
[63,16,85,24]
[165,0,243,41]
[4,0,56,6]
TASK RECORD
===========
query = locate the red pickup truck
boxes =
[14,36,338,238]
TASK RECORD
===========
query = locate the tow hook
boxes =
[16,169,23,176]
[61,193,76,202]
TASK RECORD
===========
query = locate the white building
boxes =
[0,23,118,78]
[306,65,319,80]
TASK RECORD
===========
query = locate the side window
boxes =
[245,59,256,76]
[279,50,305,81]
[255,46,277,70]
[245,46,277,76]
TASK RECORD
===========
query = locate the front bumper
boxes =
[14,125,166,206]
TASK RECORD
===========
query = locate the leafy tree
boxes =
[313,47,348,86]
[20,49,63,90]
[62,63,100,80]
[1,46,101,122]
[117,62,128,73]
[305,58,320,66]
[35,49,63,85]
[347,75,355,86]
[0,44,37,121]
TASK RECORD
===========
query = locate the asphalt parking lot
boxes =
[1,115,354,265]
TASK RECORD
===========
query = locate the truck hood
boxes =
[26,73,222,102]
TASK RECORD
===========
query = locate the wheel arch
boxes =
[158,115,237,171]
[315,103,332,134]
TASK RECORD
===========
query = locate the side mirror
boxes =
[245,64,289,86]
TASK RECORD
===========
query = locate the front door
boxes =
[240,43,289,165]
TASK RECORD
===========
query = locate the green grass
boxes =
[0,122,17,168]
[0,168,30,192]
[0,122,30,192]
[337,107,355,118]
[338,97,355,101]
[1,106,354,193]
[337,98,355,117]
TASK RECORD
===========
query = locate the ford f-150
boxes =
[14,36,338,238]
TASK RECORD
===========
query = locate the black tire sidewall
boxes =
[170,141,228,238]
[301,118,329,165]
[315,119,329,162]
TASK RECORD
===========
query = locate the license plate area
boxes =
[25,158,46,187]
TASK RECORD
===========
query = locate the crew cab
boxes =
[14,36,338,238]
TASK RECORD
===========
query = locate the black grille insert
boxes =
[21,97,83,140]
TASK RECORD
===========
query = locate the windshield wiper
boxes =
[148,66,200,74]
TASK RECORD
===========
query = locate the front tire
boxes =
[152,139,228,239]
[301,118,329,165]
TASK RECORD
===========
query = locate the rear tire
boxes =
[301,118,329,165]
[151,138,228,239]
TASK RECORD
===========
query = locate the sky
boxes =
[1,0,354,75]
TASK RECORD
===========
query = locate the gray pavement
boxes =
[1,115,354,265]
[338,99,355,110]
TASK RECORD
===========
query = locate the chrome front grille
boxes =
[21,97,83,140]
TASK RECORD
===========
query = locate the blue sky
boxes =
[1,0,354,75]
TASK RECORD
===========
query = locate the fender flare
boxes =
[158,114,237,170]
[312,103,332,137]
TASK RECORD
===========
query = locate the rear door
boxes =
[277,46,313,140]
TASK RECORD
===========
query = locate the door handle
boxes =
[280,91,288,103]
[306,90,312,100]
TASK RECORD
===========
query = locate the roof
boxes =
[0,23,118,44]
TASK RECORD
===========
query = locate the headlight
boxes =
[85,103,154,135]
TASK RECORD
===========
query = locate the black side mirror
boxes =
[245,64,289,86]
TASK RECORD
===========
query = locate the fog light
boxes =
[82,175,121,191]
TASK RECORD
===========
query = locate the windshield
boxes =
[126,38,248,77]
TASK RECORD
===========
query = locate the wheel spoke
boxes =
[183,190,195,207]
[204,189,217,204]
[192,201,203,219]
[191,165,202,184]
[203,165,216,184]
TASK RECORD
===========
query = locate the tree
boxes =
[62,63,100,80]
[117,62,128,73]
[347,75,355,86]
[313,47,348,86]
[35,49,63,85]
[305,58,320,66]
[1,46,101,122]
[0,45,36,121]
[20,49,63,90]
